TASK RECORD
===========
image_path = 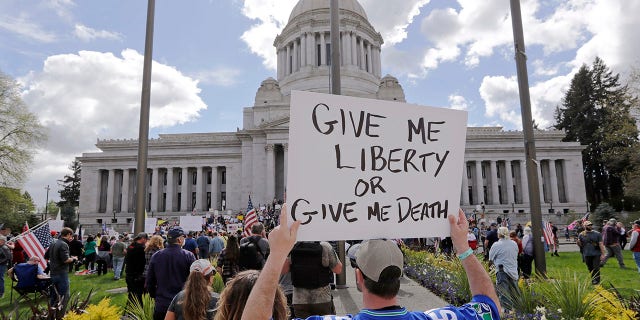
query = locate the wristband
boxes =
[457,248,474,260]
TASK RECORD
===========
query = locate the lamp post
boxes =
[621,198,625,212]
[512,202,515,213]
[44,185,50,221]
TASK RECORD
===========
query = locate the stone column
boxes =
[286,44,291,75]
[307,32,315,66]
[151,168,159,213]
[276,49,282,79]
[344,32,351,65]
[266,144,275,201]
[537,160,545,203]
[292,40,298,73]
[196,166,204,212]
[106,169,115,213]
[374,47,381,77]
[490,160,500,204]
[283,143,289,186]
[351,32,357,66]
[360,39,365,70]
[166,168,174,212]
[300,34,306,67]
[181,167,189,212]
[505,160,515,205]
[320,32,326,66]
[211,166,218,210]
[549,159,560,204]
[461,162,470,205]
[367,43,373,73]
[121,169,130,213]
[475,161,483,205]
[519,160,529,204]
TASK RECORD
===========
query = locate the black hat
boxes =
[134,232,149,240]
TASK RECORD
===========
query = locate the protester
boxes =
[214,270,289,320]
[618,222,627,250]
[520,227,534,279]
[47,227,79,306]
[577,221,606,284]
[216,235,240,284]
[209,231,225,260]
[165,259,220,320]
[549,222,559,256]
[144,235,165,279]
[147,226,196,320]
[628,220,640,273]
[196,232,211,259]
[96,235,111,276]
[484,223,498,261]
[68,234,84,273]
[286,241,342,318]
[0,235,12,299]
[239,222,270,270]
[183,232,198,257]
[601,218,626,268]
[241,206,500,320]
[125,232,149,309]
[111,235,127,280]
[8,256,51,292]
[467,229,478,251]
[489,227,519,311]
[83,235,97,272]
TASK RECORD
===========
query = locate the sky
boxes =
[1,0,639,210]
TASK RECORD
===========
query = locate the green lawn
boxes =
[540,250,639,297]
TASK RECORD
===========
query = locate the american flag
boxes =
[243,195,257,237]
[17,223,53,270]
[542,221,555,251]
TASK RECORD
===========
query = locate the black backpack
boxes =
[290,242,333,289]
[238,236,265,270]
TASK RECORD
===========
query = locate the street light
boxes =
[44,185,50,221]
[621,198,625,212]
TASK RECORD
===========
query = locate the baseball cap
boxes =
[633,220,640,226]
[353,239,403,282]
[190,259,214,275]
[608,218,617,224]
[134,232,149,240]
[583,220,593,226]
[167,226,185,239]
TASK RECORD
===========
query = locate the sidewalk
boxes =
[332,264,447,315]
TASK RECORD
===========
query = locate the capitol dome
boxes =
[288,0,368,22]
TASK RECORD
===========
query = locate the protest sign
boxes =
[180,216,203,232]
[287,91,467,241]
[48,220,64,232]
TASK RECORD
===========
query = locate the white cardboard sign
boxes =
[287,91,467,241]
[180,216,204,232]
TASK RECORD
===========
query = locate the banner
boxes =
[287,91,467,241]
[180,216,204,232]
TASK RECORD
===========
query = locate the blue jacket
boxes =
[146,244,196,313]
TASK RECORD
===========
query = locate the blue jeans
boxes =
[633,251,640,273]
[0,264,7,296]
[50,272,70,306]
[112,256,125,279]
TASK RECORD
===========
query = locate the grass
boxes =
[542,250,639,298]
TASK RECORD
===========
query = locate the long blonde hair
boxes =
[214,270,288,320]
[145,235,164,252]
[182,271,214,320]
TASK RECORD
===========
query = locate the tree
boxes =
[57,159,81,208]
[622,66,640,203]
[0,187,39,231]
[0,71,47,186]
[555,57,640,205]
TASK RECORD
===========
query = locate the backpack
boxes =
[290,242,333,289]
[238,236,265,270]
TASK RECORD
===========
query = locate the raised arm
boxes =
[449,208,501,311]
[241,204,300,320]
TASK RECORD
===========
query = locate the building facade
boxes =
[78,0,587,230]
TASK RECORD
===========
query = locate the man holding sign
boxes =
[241,205,500,320]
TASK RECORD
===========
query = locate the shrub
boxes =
[63,298,121,320]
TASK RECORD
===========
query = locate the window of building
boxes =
[163,171,167,186]
[481,165,486,179]
[483,186,488,204]
[178,171,182,186]
[147,193,151,212]
[192,172,197,185]
[192,192,196,209]
[207,171,212,184]
[221,170,226,184]
[317,44,322,66]
[162,193,166,211]
[177,193,181,210]
[496,165,501,178]
[498,185,503,204]
[207,192,211,210]
[149,171,153,186]
[326,43,331,65]
[468,186,474,204]
[466,165,471,179]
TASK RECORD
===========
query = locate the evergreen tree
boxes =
[555,57,639,205]
[57,159,81,207]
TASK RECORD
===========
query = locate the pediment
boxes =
[259,116,290,129]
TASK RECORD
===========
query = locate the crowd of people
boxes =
[1,205,639,319]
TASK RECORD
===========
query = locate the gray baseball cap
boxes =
[353,239,403,282]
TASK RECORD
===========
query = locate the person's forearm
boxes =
[460,252,500,311]
[241,253,286,320]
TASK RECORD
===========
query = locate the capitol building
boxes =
[78,0,587,229]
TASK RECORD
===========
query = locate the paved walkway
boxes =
[333,264,447,315]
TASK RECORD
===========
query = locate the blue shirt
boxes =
[209,236,225,253]
[293,295,499,320]
[489,238,519,281]
[146,244,196,313]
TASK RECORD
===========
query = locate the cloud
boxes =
[360,0,431,46]
[74,24,122,42]
[448,94,469,111]
[0,15,57,43]
[192,67,243,87]
[20,49,207,204]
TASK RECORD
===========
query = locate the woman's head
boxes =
[183,259,216,320]
[214,270,288,320]
[145,235,165,252]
